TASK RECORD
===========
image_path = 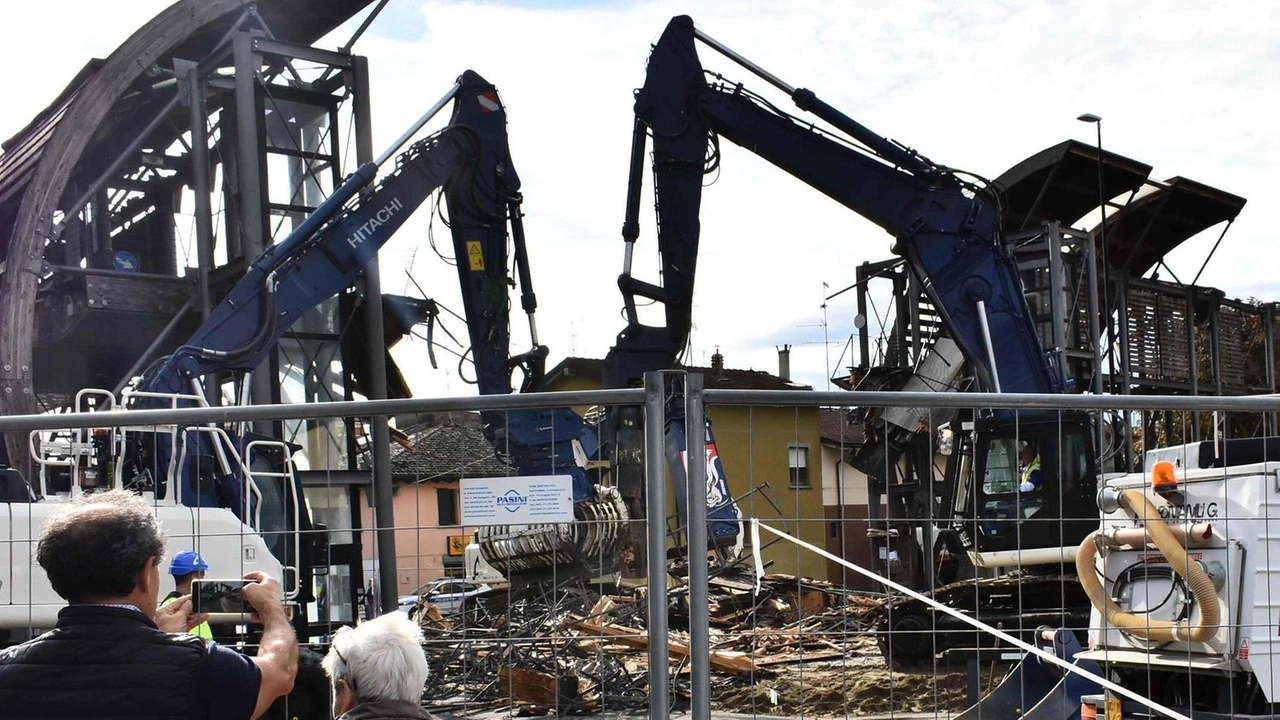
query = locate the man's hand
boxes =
[241,571,287,622]
[155,595,211,634]
[242,572,298,719]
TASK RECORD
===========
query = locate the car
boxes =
[397,579,491,616]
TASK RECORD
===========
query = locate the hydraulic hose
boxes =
[1077,487,1220,643]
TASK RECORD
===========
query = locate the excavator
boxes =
[10,71,604,636]
[623,18,1280,719]
[9,69,626,720]
[432,63,744,580]
[622,15,1100,666]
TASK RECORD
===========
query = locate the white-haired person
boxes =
[322,611,438,720]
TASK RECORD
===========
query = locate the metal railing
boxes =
[4,375,1280,718]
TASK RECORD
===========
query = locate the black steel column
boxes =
[185,63,215,321]
[232,30,275,430]
[352,54,399,613]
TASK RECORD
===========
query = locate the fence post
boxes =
[685,373,710,720]
[644,371,670,720]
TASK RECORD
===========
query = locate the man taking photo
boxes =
[0,490,297,719]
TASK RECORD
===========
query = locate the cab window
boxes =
[982,438,1018,494]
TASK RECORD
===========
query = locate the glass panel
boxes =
[306,486,353,545]
[304,486,355,624]
[982,437,1018,494]
[263,97,336,244]
[1061,429,1089,493]
[788,445,808,468]
[278,338,346,471]
[315,564,353,624]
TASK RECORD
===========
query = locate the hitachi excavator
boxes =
[15,62,730,602]
[10,71,610,636]
[623,15,1100,665]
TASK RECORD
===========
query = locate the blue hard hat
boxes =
[169,551,209,576]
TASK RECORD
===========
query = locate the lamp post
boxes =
[1077,114,1105,259]
[1077,113,1107,368]
[1078,112,1112,466]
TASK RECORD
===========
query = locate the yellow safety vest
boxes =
[160,593,213,640]
[1020,456,1041,489]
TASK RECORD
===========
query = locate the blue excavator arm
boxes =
[604,15,1069,554]
[131,71,526,510]
[616,16,1060,399]
[140,73,501,399]
[435,71,598,503]
[432,78,631,579]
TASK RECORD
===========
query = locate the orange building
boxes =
[360,412,511,596]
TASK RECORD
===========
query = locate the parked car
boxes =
[398,578,491,616]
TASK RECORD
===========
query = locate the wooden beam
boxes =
[574,620,757,675]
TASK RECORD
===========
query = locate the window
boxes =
[981,438,1019,494]
[437,487,459,526]
[788,445,810,488]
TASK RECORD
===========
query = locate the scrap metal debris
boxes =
[412,566,903,716]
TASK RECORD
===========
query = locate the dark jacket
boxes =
[339,699,439,720]
[0,605,207,719]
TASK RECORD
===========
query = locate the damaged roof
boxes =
[819,408,864,447]
[547,356,811,391]
[384,416,513,483]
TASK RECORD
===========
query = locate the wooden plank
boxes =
[497,665,560,707]
[574,620,757,675]
[756,650,850,667]
[588,595,616,622]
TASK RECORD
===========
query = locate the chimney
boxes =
[710,347,724,375]
[777,344,791,381]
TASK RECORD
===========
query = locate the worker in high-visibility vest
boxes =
[1018,441,1042,492]
[161,550,213,639]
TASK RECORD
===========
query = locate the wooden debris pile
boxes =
[416,569,886,715]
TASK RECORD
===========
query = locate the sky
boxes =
[1,0,1277,398]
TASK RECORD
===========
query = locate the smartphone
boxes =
[191,579,251,615]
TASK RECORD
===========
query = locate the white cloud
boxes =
[2,0,1276,397]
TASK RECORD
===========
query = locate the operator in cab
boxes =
[1018,440,1042,492]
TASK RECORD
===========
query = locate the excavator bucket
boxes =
[956,629,1102,720]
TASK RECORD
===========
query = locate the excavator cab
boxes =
[964,411,1098,563]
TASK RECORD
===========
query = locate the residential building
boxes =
[818,409,879,589]
[544,353,830,581]
[359,412,511,595]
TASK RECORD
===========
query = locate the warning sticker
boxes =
[1240,637,1251,660]
[478,92,500,113]
[467,241,484,271]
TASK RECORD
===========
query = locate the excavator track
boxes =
[872,572,1091,672]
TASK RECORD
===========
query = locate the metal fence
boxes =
[4,376,1280,719]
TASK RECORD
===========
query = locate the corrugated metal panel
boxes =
[1126,283,1193,385]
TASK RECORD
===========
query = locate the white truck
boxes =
[1075,438,1280,718]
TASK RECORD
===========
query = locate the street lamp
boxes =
[1078,112,1113,464]
[1076,113,1104,262]
[1077,112,1107,319]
